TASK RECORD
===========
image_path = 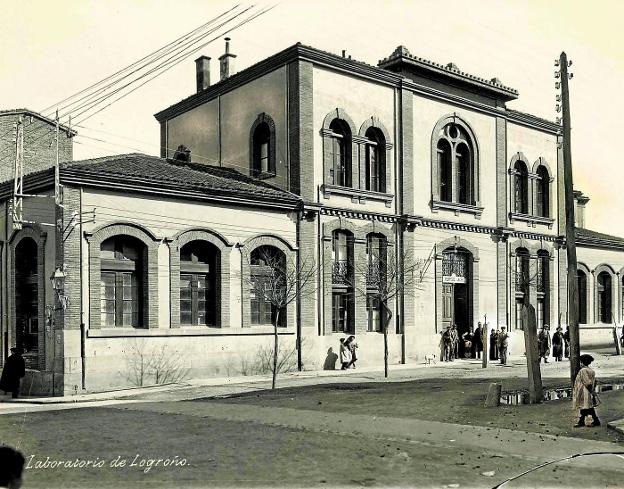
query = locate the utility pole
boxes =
[12,116,24,230]
[557,52,580,383]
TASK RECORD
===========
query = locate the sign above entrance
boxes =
[443,273,466,284]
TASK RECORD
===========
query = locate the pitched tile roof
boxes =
[576,227,624,245]
[60,153,300,205]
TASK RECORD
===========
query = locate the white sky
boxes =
[1,0,622,235]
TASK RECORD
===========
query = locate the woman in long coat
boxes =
[552,327,564,361]
[489,328,499,360]
[573,354,600,427]
[537,325,551,363]
[563,327,570,358]
[0,348,26,399]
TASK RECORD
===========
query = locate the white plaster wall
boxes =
[312,66,397,208]
[412,96,497,226]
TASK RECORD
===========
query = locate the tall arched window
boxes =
[100,236,144,328]
[365,127,386,193]
[250,246,286,326]
[514,161,529,214]
[332,230,354,333]
[514,248,530,329]
[15,238,39,365]
[180,241,218,326]
[251,122,273,175]
[437,139,452,202]
[597,271,612,323]
[536,251,550,329]
[578,269,588,324]
[434,122,476,205]
[535,165,550,218]
[329,119,352,187]
[366,234,387,332]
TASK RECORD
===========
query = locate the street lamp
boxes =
[50,265,68,310]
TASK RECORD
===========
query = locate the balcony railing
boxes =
[332,260,350,285]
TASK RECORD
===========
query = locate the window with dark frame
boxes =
[329,119,352,187]
[180,241,217,326]
[252,122,273,176]
[365,127,386,193]
[332,230,354,334]
[597,271,612,323]
[435,123,475,205]
[250,246,287,327]
[100,236,143,328]
[514,161,529,214]
[578,269,588,324]
[367,295,382,332]
[535,166,550,218]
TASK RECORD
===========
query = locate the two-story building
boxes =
[2,41,623,395]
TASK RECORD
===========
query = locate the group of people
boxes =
[339,335,358,370]
[537,325,570,363]
[440,323,509,365]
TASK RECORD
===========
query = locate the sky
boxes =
[1,0,623,236]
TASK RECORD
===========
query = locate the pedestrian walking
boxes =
[552,326,564,361]
[573,354,601,427]
[563,326,570,358]
[538,325,552,363]
[345,335,358,369]
[497,327,509,365]
[339,338,351,370]
[0,445,25,489]
[0,347,26,399]
[473,322,484,359]
[442,326,453,362]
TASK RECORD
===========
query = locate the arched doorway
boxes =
[15,237,39,368]
[441,248,473,356]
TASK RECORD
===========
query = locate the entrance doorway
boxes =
[15,237,39,369]
[441,250,473,357]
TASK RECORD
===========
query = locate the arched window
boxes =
[15,238,39,364]
[180,241,218,326]
[100,236,144,328]
[535,165,550,218]
[434,123,476,205]
[366,234,387,332]
[437,139,452,202]
[329,119,352,187]
[332,230,354,333]
[597,271,612,323]
[536,251,550,329]
[250,246,287,326]
[365,128,386,193]
[514,248,530,329]
[578,269,588,324]
[251,122,273,176]
[514,161,529,214]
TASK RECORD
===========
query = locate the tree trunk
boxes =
[522,303,543,404]
[381,301,392,378]
[272,310,280,390]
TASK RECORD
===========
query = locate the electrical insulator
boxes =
[556,117,562,125]
[568,73,574,79]
[556,95,561,102]
[554,71,560,78]
[555,82,560,89]
[554,60,560,67]
[568,60,573,67]
[556,105,561,112]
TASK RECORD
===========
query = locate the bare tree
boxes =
[122,339,189,387]
[351,243,425,378]
[244,247,317,389]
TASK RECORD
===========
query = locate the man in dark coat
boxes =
[0,348,26,399]
[472,322,484,359]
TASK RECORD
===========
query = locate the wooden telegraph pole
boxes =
[558,52,580,384]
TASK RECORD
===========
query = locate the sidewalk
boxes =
[2,348,623,408]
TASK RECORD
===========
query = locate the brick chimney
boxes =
[219,37,236,81]
[574,190,590,228]
[195,55,211,92]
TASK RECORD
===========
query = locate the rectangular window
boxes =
[180,274,193,325]
[366,143,379,192]
[332,137,346,186]
[515,299,525,330]
[260,141,269,173]
[537,298,544,329]
[100,272,116,327]
[332,292,347,333]
[367,295,382,332]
